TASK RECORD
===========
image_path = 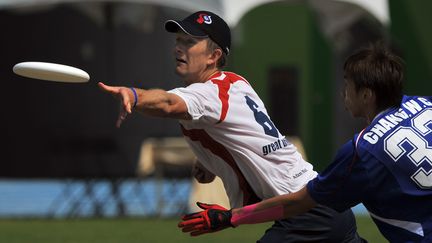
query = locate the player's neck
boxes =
[366,113,375,124]
[366,107,380,124]
[202,67,220,81]
[363,95,379,124]
[181,67,220,85]
[188,68,220,84]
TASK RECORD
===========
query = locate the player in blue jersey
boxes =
[178,43,432,242]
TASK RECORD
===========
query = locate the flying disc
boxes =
[13,62,90,83]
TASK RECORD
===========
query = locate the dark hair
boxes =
[206,37,227,69]
[344,42,404,111]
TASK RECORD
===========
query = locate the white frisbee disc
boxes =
[13,62,90,83]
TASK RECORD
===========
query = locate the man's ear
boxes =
[208,48,222,66]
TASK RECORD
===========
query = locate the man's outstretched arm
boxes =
[98,82,190,127]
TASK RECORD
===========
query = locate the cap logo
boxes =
[196,13,212,24]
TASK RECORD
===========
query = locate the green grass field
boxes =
[0,215,387,243]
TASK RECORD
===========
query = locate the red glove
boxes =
[178,202,233,236]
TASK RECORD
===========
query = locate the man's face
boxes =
[174,32,211,84]
[343,78,365,118]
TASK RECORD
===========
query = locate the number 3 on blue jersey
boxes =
[245,96,279,138]
[384,108,432,189]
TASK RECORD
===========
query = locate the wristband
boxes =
[130,87,138,109]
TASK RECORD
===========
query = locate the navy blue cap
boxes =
[165,11,231,55]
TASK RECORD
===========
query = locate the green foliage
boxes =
[0,215,387,243]
[390,0,432,95]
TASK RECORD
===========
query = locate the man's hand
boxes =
[98,82,133,128]
[178,202,233,236]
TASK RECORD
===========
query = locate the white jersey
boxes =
[169,71,317,208]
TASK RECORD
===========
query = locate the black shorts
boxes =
[257,204,367,243]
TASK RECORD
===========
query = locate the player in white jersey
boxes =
[99,10,364,242]
[169,71,316,207]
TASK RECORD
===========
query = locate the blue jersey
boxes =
[307,95,432,242]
